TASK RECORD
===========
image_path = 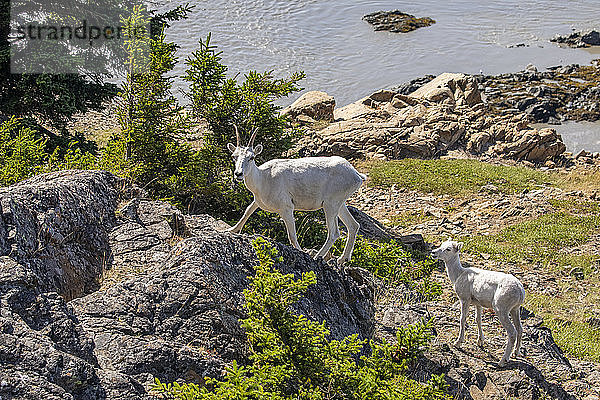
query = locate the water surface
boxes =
[164,0,600,106]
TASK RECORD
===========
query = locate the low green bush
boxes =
[152,238,449,400]
[0,117,48,186]
[332,237,442,301]
[239,210,327,250]
[0,117,99,187]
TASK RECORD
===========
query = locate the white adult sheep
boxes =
[226,126,366,264]
[432,240,525,367]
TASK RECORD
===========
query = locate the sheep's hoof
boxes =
[477,338,484,347]
[306,249,318,258]
[498,359,508,368]
[453,340,463,348]
[336,256,348,265]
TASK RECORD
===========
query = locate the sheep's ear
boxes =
[254,144,263,155]
[457,242,464,251]
[227,143,236,153]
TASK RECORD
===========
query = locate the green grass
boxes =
[527,292,600,363]
[390,209,434,229]
[548,198,600,214]
[544,319,600,362]
[463,212,600,270]
[463,196,600,272]
[463,196,600,363]
[362,159,555,196]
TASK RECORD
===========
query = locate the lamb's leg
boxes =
[476,305,484,347]
[227,200,258,233]
[337,204,360,265]
[497,311,517,367]
[315,203,341,259]
[280,208,301,250]
[510,306,523,357]
[455,299,470,347]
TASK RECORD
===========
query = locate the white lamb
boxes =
[432,240,525,367]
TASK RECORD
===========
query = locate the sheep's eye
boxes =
[445,248,450,252]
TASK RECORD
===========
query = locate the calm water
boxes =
[536,121,600,153]
[162,0,600,152]
[164,0,600,106]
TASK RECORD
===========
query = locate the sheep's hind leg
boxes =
[510,306,523,357]
[497,311,517,367]
[280,207,301,250]
[337,204,359,265]
[476,305,484,347]
[315,203,342,260]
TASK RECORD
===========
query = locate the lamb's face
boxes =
[431,240,463,262]
[227,144,263,182]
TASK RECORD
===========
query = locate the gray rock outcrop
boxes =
[0,171,375,399]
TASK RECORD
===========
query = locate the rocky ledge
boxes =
[0,171,374,399]
[551,30,600,48]
[1,171,598,399]
[289,73,566,164]
[482,61,600,124]
[363,10,435,33]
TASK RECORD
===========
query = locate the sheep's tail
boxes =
[517,280,526,305]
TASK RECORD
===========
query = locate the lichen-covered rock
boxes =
[363,10,435,33]
[0,171,375,399]
[281,90,335,122]
[0,170,121,300]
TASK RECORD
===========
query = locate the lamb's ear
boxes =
[227,143,236,153]
[254,144,263,155]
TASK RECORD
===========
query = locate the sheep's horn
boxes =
[233,124,240,146]
[248,127,259,147]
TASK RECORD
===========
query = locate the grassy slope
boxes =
[362,158,600,363]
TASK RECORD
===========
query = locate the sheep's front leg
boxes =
[455,299,470,347]
[227,201,258,233]
[280,208,301,250]
[476,305,484,347]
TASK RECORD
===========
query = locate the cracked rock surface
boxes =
[0,171,374,399]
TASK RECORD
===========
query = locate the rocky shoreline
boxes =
[284,62,600,168]
[551,30,600,48]
[287,73,570,165]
